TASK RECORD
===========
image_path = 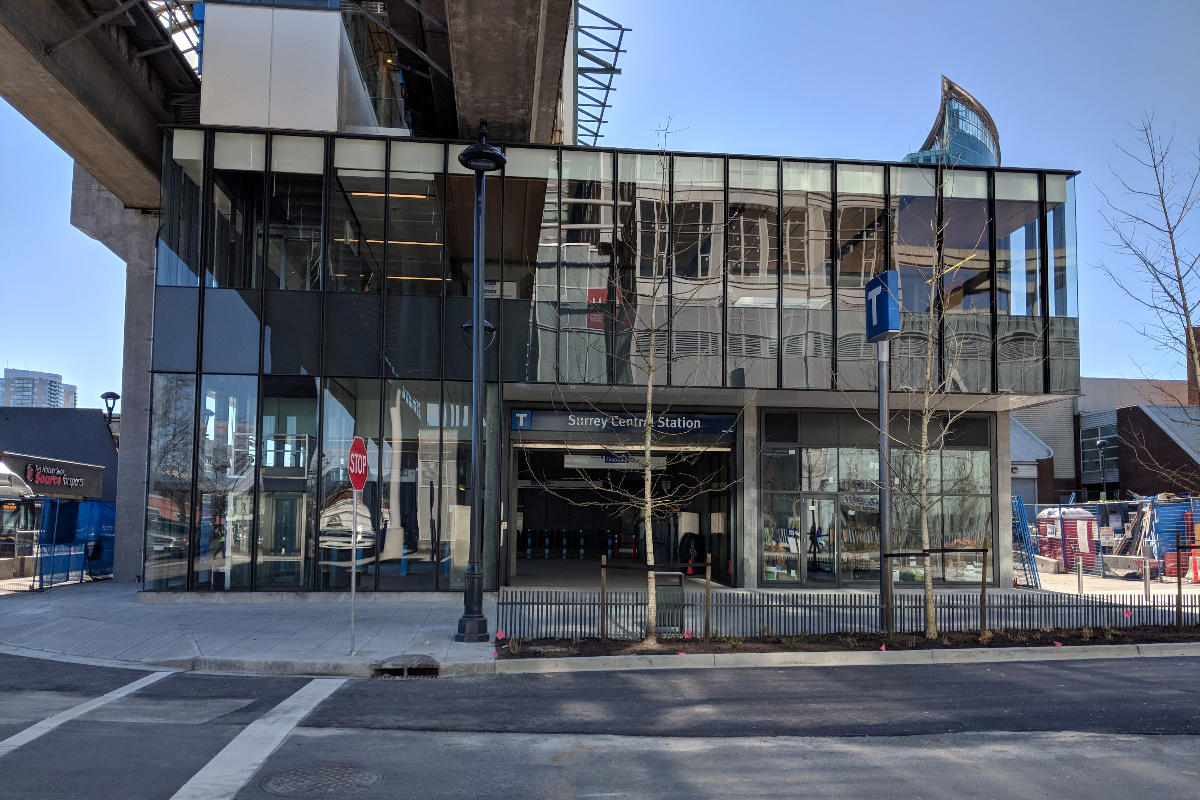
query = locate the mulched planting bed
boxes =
[495,626,1200,659]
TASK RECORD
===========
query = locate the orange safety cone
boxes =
[686,556,694,575]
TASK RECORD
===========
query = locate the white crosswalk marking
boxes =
[168,677,346,800]
[0,670,172,758]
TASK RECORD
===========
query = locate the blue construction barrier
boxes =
[35,499,115,588]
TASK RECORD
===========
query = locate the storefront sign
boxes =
[0,452,103,500]
[510,409,736,437]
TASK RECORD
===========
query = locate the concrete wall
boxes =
[738,402,759,588]
[995,410,1013,587]
[71,166,156,583]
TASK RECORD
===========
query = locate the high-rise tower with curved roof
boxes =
[905,75,1001,167]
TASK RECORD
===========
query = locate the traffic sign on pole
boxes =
[348,436,369,492]
[347,436,368,654]
[865,270,900,343]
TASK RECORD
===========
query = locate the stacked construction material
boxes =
[1035,507,1098,572]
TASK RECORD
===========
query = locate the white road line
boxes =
[169,678,346,800]
[0,670,172,758]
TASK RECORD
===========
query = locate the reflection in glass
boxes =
[995,172,1043,393]
[890,166,938,391]
[158,130,203,287]
[727,159,778,388]
[942,170,991,393]
[839,494,880,582]
[439,381,499,591]
[835,165,885,389]
[319,379,381,590]
[194,375,256,590]
[209,133,265,289]
[782,162,832,389]
[559,149,615,384]
[153,287,199,372]
[266,136,324,290]
[328,139,385,292]
[257,376,318,589]
[761,446,798,491]
[144,374,195,590]
[446,145,501,297]
[801,447,838,492]
[380,379,441,589]
[388,142,445,294]
[203,289,261,373]
[384,295,440,378]
[1048,175,1079,393]
[671,156,723,386]
[616,153,669,386]
[502,148,558,382]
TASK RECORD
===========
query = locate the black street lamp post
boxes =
[1096,438,1109,502]
[455,121,505,643]
[101,391,120,448]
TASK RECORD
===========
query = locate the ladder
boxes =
[1011,496,1041,588]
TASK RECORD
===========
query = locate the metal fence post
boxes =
[600,555,607,640]
[979,549,988,632]
[1144,556,1151,600]
[704,553,711,641]
[1176,532,1183,629]
[1077,556,1083,596]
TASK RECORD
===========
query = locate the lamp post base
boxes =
[454,614,490,642]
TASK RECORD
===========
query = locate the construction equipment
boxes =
[1011,496,1041,588]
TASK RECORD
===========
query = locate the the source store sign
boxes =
[510,409,735,438]
[0,452,104,500]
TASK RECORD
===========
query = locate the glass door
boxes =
[838,494,881,582]
[801,495,838,583]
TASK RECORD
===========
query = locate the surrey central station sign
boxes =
[510,410,736,437]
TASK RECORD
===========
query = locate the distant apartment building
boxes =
[0,369,78,409]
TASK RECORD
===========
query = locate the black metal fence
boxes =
[497,588,1200,640]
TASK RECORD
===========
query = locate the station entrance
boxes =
[504,409,737,588]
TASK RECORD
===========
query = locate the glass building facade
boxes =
[145,127,1078,591]
[905,76,1002,168]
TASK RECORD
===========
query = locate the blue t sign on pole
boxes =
[865,269,899,633]
[865,270,900,343]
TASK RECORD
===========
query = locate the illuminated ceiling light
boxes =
[349,192,428,199]
[332,237,441,246]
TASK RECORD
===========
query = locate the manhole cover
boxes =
[260,764,382,796]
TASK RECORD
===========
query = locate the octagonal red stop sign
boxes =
[347,436,369,492]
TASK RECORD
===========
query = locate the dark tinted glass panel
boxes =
[263,290,320,374]
[835,165,885,390]
[446,145,501,297]
[440,381,500,591]
[328,139,386,293]
[559,149,615,384]
[380,379,441,589]
[670,156,723,387]
[762,446,798,491]
[995,172,1043,393]
[324,293,382,377]
[266,136,324,290]
[942,170,991,393]
[502,300,557,382]
[799,412,838,447]
[763,412,798,443]
[153,287,199,371]
[209,133,265,289]
[890,167,937,391]
[194,374,256,590]
[443,297,500,381]
[727,159,778,389]
[384,295,441,379]
[388,142,445,295]
[257,376,319,590]
[158,130,203,287]
[782,162,832,389]
[319,378,381,590]
[144,374,195,590]
[203,288,260,374]
[1047,175,1079,393]
[617,153,669,386]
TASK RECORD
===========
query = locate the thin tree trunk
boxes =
[644,302,657,642]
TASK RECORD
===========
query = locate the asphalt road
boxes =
[0,652,1197,799]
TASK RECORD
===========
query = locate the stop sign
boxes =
[347,436,368,492]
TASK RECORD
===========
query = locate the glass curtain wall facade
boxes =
[146,127,1079,591]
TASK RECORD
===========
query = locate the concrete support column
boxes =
[739,402,759,588]
[995,409,1014,587]
[71,165,158,583]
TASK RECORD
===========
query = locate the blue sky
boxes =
[2,0,1199,410]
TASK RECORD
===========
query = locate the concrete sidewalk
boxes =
[0,581,496,678]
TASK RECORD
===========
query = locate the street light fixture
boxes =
[455,120,505,643]
[101,391,120,448]
[1096,438,1109,503]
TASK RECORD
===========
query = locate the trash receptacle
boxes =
[654,571,684,634]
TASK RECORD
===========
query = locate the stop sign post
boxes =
[347,436,369,654]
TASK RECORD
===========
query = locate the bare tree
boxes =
[1098,116,1200,492]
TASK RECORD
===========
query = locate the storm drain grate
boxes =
[370,659,440,679]
[260,764,382,796]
